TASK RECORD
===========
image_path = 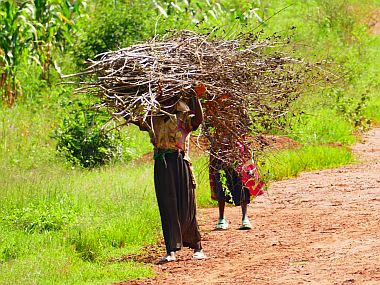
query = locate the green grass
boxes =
[0,163,159,284]
[0,245,152,285]
[366,98,380,125]
[258,145,353,182]
[193,155,216,208]
[287,108,356,145]
[0,99,158,283]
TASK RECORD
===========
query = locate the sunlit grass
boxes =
[0,243,153,285]
[0,162,159,284]
[258,144,353,182]
[287,108,356,145]
[366,99,380,125]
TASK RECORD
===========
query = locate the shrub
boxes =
[53,97,134,168]
[73,1,157,64]
[54,111,130,168]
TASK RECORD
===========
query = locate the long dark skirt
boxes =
[154,151,202,253]
[210,158,250,205]
[213,167,250,205]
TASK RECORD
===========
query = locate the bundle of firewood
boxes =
[65,30,335,163]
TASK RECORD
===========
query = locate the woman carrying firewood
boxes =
[129,86,206,263]
[209,136,264,230]
[203,93,264,231]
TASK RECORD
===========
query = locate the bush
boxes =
[53,101,133,168]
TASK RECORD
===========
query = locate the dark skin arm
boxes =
[191,94,204,130]
[190,83,206,130]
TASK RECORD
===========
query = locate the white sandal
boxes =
[215,218,229,230]
[158,251,176,263]
[192,250,206,260]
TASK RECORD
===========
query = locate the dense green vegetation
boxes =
[1,0,379,284]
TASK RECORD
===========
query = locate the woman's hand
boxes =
[194,82,207,98]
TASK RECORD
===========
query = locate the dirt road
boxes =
[122,128,380,285]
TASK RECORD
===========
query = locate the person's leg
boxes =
[215,199,229,230]
[176,154,205,259]
[218,200,225,219]
[240,201,252,230]
[154,154,182,261]
[177,163,201,245]
[241,201,248,220]
[212,166,230,230]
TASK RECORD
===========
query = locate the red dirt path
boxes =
[119,128,380,285]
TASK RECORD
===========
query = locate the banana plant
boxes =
[0,1,35,106]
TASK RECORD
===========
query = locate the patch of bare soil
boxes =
[118,128,380,285]
[368,10,380,35]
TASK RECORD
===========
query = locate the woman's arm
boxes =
[191,94,204,130]
[190,83,206,130]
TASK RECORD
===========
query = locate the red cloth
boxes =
[235,141,265,197]
[209,139,265,200]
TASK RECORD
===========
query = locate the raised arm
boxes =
[190,83,206,130]
[191,94,204,130]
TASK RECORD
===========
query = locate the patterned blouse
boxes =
[146,111,194,161]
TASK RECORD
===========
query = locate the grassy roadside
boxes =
[0,161,159,284]
[0,106,357,284]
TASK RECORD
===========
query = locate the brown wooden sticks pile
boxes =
[66,30,335,163]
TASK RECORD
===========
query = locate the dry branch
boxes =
[65,30,336,165]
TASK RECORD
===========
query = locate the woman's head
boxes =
[175,100,190,112]
[160,95,178,114]
[160,95,190,114]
